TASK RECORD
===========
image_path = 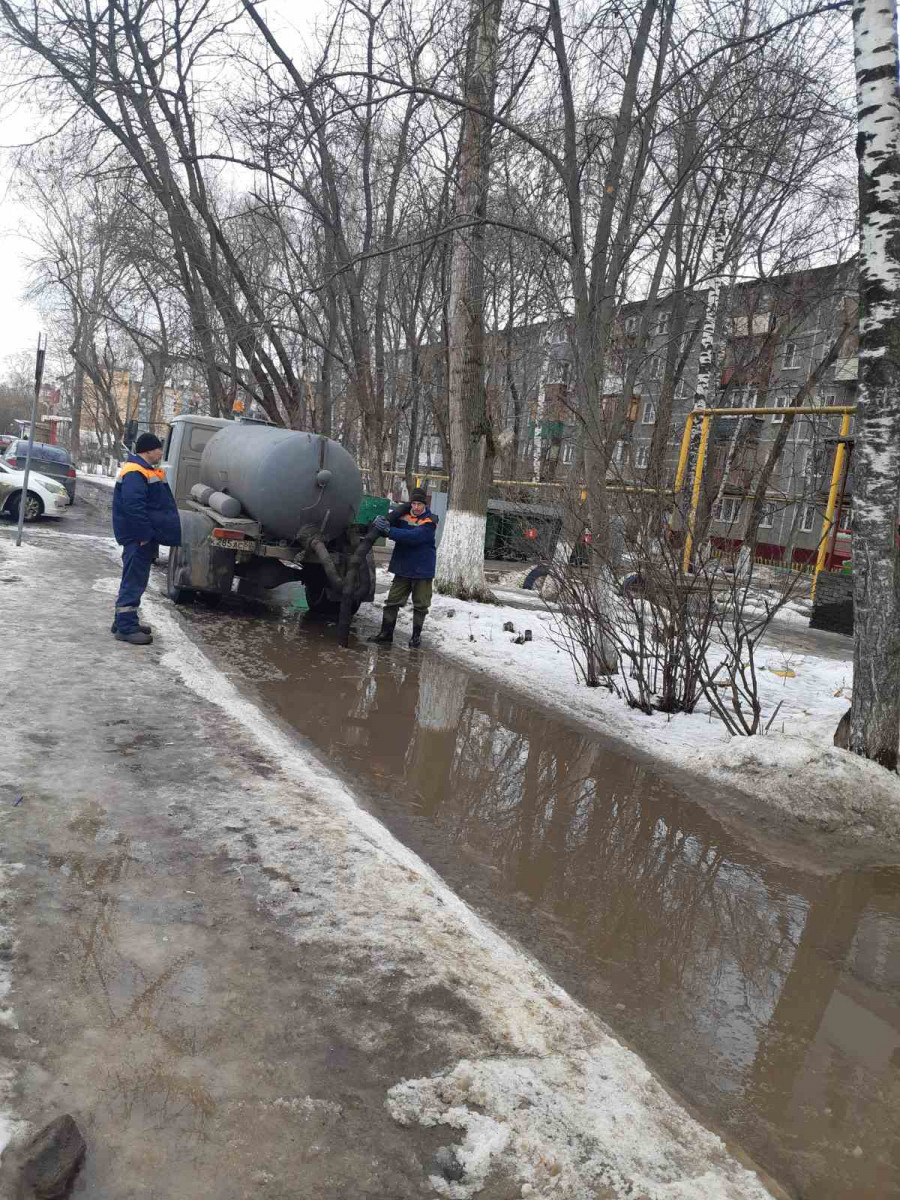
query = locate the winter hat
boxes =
[410,487,428,503]
[135,433,163,454]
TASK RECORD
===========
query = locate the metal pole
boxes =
[811,411,852,601]
[827,440,853,571]
[682,413,711,573]
[673,412,695,494]
[15,335,47,548]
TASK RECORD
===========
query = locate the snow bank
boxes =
[359,589,900,849]
[75,470,116,488]
[388,1054,773,1200]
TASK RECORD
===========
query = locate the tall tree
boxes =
[434,0,503,601]
[849,0,900,768]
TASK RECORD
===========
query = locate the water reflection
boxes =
[205,608,900,1200]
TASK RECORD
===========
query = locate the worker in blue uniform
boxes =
[369,488,439,648]
[111,433,182,645]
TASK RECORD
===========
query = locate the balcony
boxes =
[834,357,858,382]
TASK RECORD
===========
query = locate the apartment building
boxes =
[502,260,858,566]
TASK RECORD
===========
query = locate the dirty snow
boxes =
[359,587,900,847]
[0,862,25,1156]
[0,544,45,1155]
[76,470,116,488]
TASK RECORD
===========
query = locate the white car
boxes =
[0,459,70,522]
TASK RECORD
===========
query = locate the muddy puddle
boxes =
[177,596,900,1200]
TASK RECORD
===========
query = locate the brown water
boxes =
[178,596,900,1200]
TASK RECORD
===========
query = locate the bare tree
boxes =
[849,0,900,768]
[434,0,503,601]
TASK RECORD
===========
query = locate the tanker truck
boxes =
[161,415,381,636]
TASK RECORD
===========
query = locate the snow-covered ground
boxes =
[76,469,116,487]
[360,583,900,850]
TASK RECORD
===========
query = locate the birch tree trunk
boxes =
[682,220,726,567]
[849,0,900,768]
[532,332,552,482]
[434,0,503,602]
[686,220,727,478]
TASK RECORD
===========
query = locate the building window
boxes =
[656,311,671,335]
[758,503,776,529]
[800,504,816,533]
[624,315,639,335]
[613,440,625,464]
[674,376,688,398]
[713,497,742,524]
[642,401,657,424]
[782,342,799,370]
[635,444,649,468]
[839,504,853,532]
[771,395,790,423]
[648,356,662,379]
[562,443,575,465]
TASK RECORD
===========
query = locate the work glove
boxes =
[373,515,391,536]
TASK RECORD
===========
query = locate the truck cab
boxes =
[163,414,230,504]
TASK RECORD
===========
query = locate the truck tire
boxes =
[303,562,366,619]
[167,544,194,604]
[304,571,342,618]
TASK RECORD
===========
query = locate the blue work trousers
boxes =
[115,541,158,632]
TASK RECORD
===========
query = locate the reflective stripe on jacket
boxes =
[112,455,182,546]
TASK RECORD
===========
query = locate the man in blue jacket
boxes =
[369,488,438,648]
[111,432,182,645]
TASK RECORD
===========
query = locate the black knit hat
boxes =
[135,432,163,454]
[410,487,428,503]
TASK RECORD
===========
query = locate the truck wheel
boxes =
[302,564,341,617]
[305,583,342,618]
[167,544,194,604]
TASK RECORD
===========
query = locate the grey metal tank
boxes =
[199,424,362,543]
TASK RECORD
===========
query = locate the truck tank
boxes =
[200,424,363,543]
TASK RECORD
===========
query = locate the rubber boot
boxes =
[111,619,151,635]
[368,608,398,644]
[114,629,154,646]
[409,611,426,649]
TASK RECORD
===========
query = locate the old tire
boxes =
[6,491,43,522]
[522,565,549,590]
[167,544,194,604]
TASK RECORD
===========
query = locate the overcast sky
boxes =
[0,0,321,376]
[0,93,41,368]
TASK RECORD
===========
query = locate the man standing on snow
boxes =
[111,432,182,645]
[369,487,438,648]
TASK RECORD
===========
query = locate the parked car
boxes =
[0,460,70,522]
[2,440,76,503]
